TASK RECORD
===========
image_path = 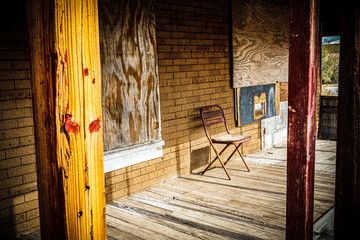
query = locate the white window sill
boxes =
[103,140,165,173]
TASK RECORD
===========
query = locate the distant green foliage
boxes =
[321,44,340,84]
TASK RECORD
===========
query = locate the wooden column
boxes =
[26,0,106,239]
[286,0,319,239]
[335,2,360,239]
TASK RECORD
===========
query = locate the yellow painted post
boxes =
[27,0,106,239]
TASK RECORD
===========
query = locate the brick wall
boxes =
[0,0,262,236]
[104,0,261,203]
[0,2,40,238]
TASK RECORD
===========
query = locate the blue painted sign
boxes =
[322,36,340,45]
[239,84,276,125]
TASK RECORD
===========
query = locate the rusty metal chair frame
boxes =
[200,105,251,180]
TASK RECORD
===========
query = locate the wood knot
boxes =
[89,118,101,133]
[64,114,80,135]
[84,68,89,76]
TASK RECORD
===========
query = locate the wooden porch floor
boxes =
[20,140,336,240]
[106,140,336,240]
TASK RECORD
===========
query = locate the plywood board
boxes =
[99,0,160,151]
[231,0,289,88]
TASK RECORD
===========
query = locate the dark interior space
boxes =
[320,0,341,37]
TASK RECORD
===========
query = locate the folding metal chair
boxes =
[200,105,251,180]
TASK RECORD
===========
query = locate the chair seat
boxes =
[200,105,251,179]
[212,134,251,144]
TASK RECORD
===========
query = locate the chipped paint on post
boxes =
[286,0,319,239]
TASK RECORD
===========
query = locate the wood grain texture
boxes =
[18,140,336,240]
[280,82,288,101]
[104,140,335,240]
[99,0,160,151]
[55,1,106,239]
[232,0,289,87]
[26,1,66,238]
[27,0,106,239]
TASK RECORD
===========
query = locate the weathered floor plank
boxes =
[107,140,335,240]
[18,140,335,240]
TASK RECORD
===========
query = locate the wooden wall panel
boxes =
[232,0,289,87]
[318,96,337,140]
[99,0,160,151]
[280,82,288,101]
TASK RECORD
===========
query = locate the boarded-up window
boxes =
[99,0,161,152]
[231,0,289,88]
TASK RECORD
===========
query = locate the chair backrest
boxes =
[200,105,230,137]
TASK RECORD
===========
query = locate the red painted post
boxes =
[335,2,360,239]
[286,0,319,239]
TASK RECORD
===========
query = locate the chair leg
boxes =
[202,144,231,180]
[224,144,241,166]
[235,145,250,172]
[201,144,230,172]
[217,155,231,180]
[201,157,219,175]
